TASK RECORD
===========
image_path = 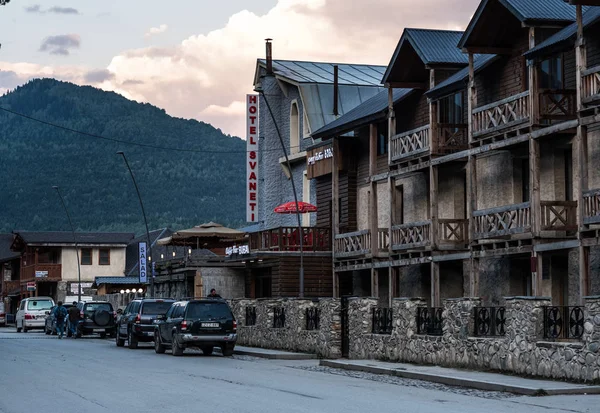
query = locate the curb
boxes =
[234,348,317,360]
[319,360,600,396]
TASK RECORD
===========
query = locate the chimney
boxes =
[333,65,339,117]
[265,38,273,75]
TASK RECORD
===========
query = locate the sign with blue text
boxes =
[139,242,147,283]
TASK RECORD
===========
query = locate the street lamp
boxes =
[254,75,305,298]
[117,151,154,297]
[53,186,82,302]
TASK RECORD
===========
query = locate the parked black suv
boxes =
[76,301,116,338]
[154,299,237,357]
[116,298,175,349]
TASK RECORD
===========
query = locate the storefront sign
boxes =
[247,94,259,223]
[226,245,250,256]
[139,242,147,283]
[307,146,333,165]
[70,282,93,294]
[35,271,48,278]
[307,143,338,179]
[27,282,36,291]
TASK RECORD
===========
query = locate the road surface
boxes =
[0,327,598,413]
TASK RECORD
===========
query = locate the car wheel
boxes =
[128,330,138,349]
[116,332,125,347]
[221,344,234,357]
[171,334,184,357]
[154,334,165,354]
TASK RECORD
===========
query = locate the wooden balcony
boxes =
[433,124,468,155]
[335,229,371,258]
[582,65,600,105]
[540,200,577,232]
[249,227,331,252]
[583,189,600,225]
[390,125,430,163]
[21,264,62,282]
[391,221,431,251]
[539,89,577,121]
[472,91,530,138]
[473,202,531,240]
[438,219,469,248]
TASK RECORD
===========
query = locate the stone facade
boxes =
[229,298,341,359]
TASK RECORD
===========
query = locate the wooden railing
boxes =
[390,125,430,162]
[472,91,530,137]
[249,227,331,252]
[540,200,577,232]
[434,124,468,155]
[438,219,468,246]
[539,89,577,121]
[377,228,389,253]
[21,264,62,282]
[583,189,600,225]
[391,221,431,251]
[473,202,531,239]
[335,230,371,258]
[582,65,600,104]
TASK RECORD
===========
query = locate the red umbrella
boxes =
[274,201,318,214]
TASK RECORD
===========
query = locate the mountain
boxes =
[0,78,246,233]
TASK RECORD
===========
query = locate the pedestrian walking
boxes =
[208,288,221,298]
[53,301,68,339]
[67,301,80,338]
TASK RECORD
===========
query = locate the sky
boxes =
[0,0,480,138]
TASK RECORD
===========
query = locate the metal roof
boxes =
[312,88,413,139]
[12,231,134,246]
[426,54,499,99]
[257,59,386,86]
[94,276,142,286]
[383,29,468,84]
[459,0,582,49]
[525,6,600,61]
[0,233,19,262]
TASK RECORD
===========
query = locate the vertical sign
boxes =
[247,94,259,222]
[139,242,147,283]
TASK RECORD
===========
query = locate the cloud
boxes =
[24,5,42,13]
[6,0,480,137]
[145,24,168,38]
[48,7,80,15]
[39,34,81,56]
[84,69,114,84]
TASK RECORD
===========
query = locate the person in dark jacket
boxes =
[208,289,221,298]
[67,301,80,338]
[52,301,68,339]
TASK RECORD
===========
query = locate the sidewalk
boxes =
[320,359,600,396]
[233,345,317,360]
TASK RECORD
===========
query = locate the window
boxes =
[174,305,185,318]
[377,121,388,155]
[124,303,132,315]
[81,248,92,265]
[142,301,174,315]
[27,300,53,311]
[540,56,563,90]
[99,249,110,265]
[303,111,311,138]
[290,101,300,155]
[438,92,463,125]
[185,302,232,320]
[130,302,141,314]
[165,306,175,319]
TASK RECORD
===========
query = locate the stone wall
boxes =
[229,298,341,358]
[347,296,600,382]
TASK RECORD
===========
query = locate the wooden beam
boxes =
[530,138,541,237]
[467,53,476,145]
[384,82,427,89]
[579,245,590,303]
[430,165,438,250]
[371,267,379,298]
[431,262,440,307]
[388,266,395,308]
[463,46,513,55]
[469,257,479,297]
[332,138,340,298]
[576,5,587,112]
[369,123,379,257]
[467,154,477,248]
[529,27,540,125]
[533,251,543,297]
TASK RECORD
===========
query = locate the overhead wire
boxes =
[0,106,306,154]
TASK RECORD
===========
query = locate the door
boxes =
[119,303,131,336]
[16,300,25,327]
[160,305,176,343]
[340,296,350,358]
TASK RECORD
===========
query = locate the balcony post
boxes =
[430,165,438,250]
[467,53,476,144]
[576,5,586,112]
[371,268,379,298]
[387,86,396,166]
[388,266,397,308]
[530,138,541,237]
[579,245,590,304]
[369,123,379,257]
[469,257,479,297]
[429,68,438,153]
[431,261,440,307]
[528,27,540,125]
[332,138,340,297]
[467,155,477,244]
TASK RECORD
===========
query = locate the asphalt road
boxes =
[1,327,599,413]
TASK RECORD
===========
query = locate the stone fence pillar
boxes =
[582,296,600,381]
[318,298,342,358]
[348,297,378,359]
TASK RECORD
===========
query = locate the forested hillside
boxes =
[0,78,245,233]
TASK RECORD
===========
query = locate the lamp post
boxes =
[254,77,305,298]
[117,151,154,296]
[52,186,82,302]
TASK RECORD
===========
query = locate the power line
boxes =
[0,106,306,154]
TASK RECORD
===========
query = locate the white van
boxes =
[16,297,55,332]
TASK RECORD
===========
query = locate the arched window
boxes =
[290,101,300,155]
